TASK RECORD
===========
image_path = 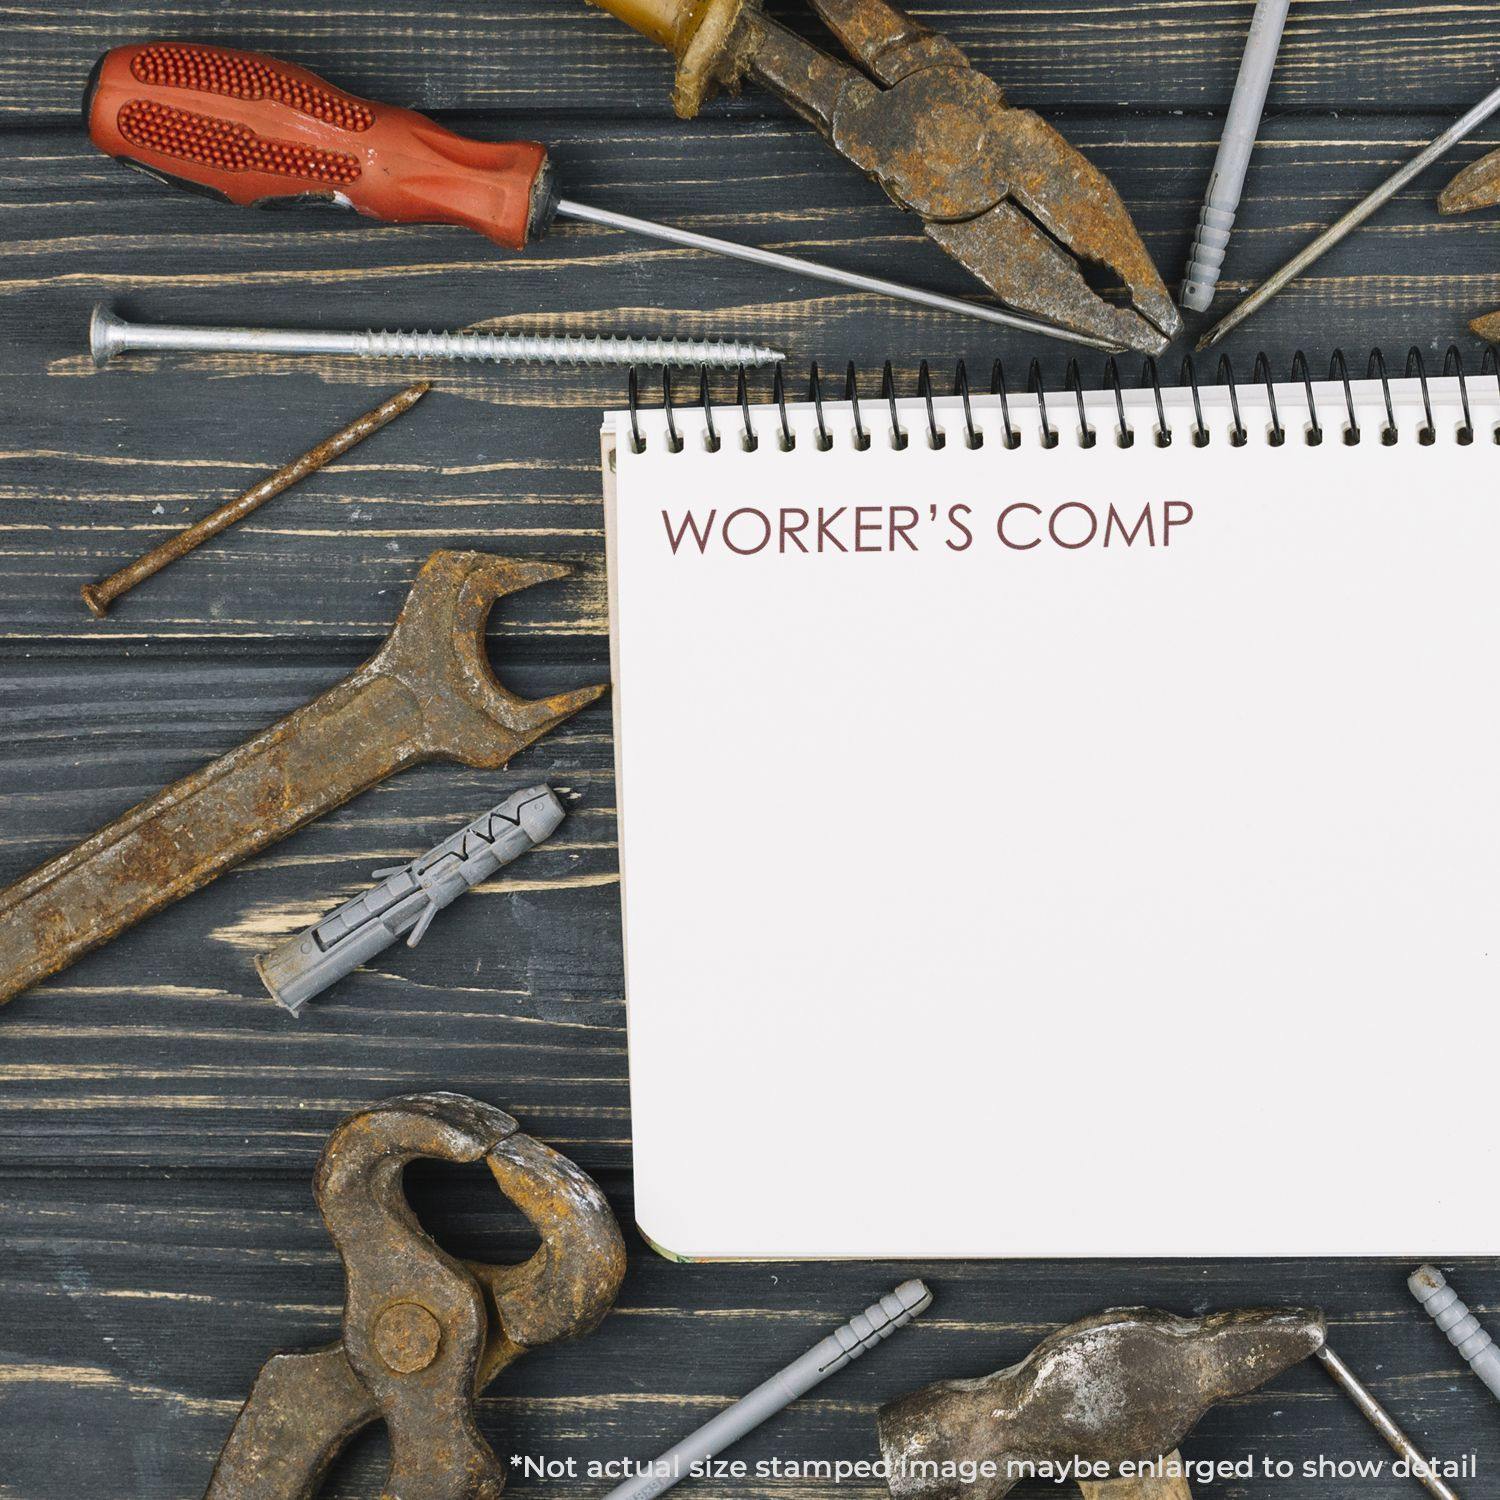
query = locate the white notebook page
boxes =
[604,373,1500,1259]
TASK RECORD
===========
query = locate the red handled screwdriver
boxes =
[85,42,1111,348]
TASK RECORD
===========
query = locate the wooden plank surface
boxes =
[1,0,1498,1495]
[2,0,1500,119]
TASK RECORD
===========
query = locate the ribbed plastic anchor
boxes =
[1410,1264,1500,1402]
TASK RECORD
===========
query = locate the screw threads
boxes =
[87,305,783,371]
[352,327,776,368]
[1410,1265,1500,1402]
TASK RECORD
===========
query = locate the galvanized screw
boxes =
[1410,1265,1500,1404]
[90,304,783,371]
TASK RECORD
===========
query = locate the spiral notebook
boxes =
[602,358,1500,1260]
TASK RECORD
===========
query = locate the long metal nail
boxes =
[89,305,784,370]
[1315,1344,1461,1500]
[81,383,431,618]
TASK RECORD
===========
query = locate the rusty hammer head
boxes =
[372,550,608,770]
[879,1307,1326,1500]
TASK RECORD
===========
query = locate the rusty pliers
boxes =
[1440,149,1500,341]
[203,1094,627,1500]
[589,0,1181,353]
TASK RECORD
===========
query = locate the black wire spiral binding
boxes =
[1252,353,1284,446]
[989,361,1019,448]
[1142,357,1170,447]
[1445,346,1474,444]
[626,348,1492,451]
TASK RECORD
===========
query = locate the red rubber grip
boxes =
[87,42,553,251]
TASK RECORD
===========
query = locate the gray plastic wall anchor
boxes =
[599,1281,933,1500]
[1409,1264,1500,1403]
[1180,0,1292,312]
[256,785,566,1016]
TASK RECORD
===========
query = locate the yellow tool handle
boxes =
[589,0,697,50]
[588,0,752,113]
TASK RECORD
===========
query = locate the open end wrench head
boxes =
[375,551,609,769]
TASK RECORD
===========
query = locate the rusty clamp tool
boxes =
[0,552,603,1006]
[205,1093,627,1500]
[587,0,1181,353]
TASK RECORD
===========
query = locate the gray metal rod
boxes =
[1180,0,1292,312]
[1315,1345,1461,1500]
[556,199,1119,352]
[599,1281,932,1500]
[1198,79,1500,348]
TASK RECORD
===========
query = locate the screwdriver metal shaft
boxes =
[1198,80,1500,348]
[555,199,1119,351]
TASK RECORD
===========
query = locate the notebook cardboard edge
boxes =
[602,422,708,1265]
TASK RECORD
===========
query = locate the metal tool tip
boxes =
[90,303,126,368]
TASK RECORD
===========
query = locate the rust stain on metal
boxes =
[0,551,607,1007]
[81,382,431,618]
[203,1092,627,1500]
[589,0,1180,352]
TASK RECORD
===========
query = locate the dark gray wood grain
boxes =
[4,113,1500,654]
[2,0,1499,1496]
[3,0,1500,120]
[2,1173,1496,1499]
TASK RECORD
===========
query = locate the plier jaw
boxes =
[594,0,1180,352]
[1439,149,1500,341]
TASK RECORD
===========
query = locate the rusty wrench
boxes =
[204,1092,628,1499]
[0,552,604,1005]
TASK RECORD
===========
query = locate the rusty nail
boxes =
[80,381,431,618]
